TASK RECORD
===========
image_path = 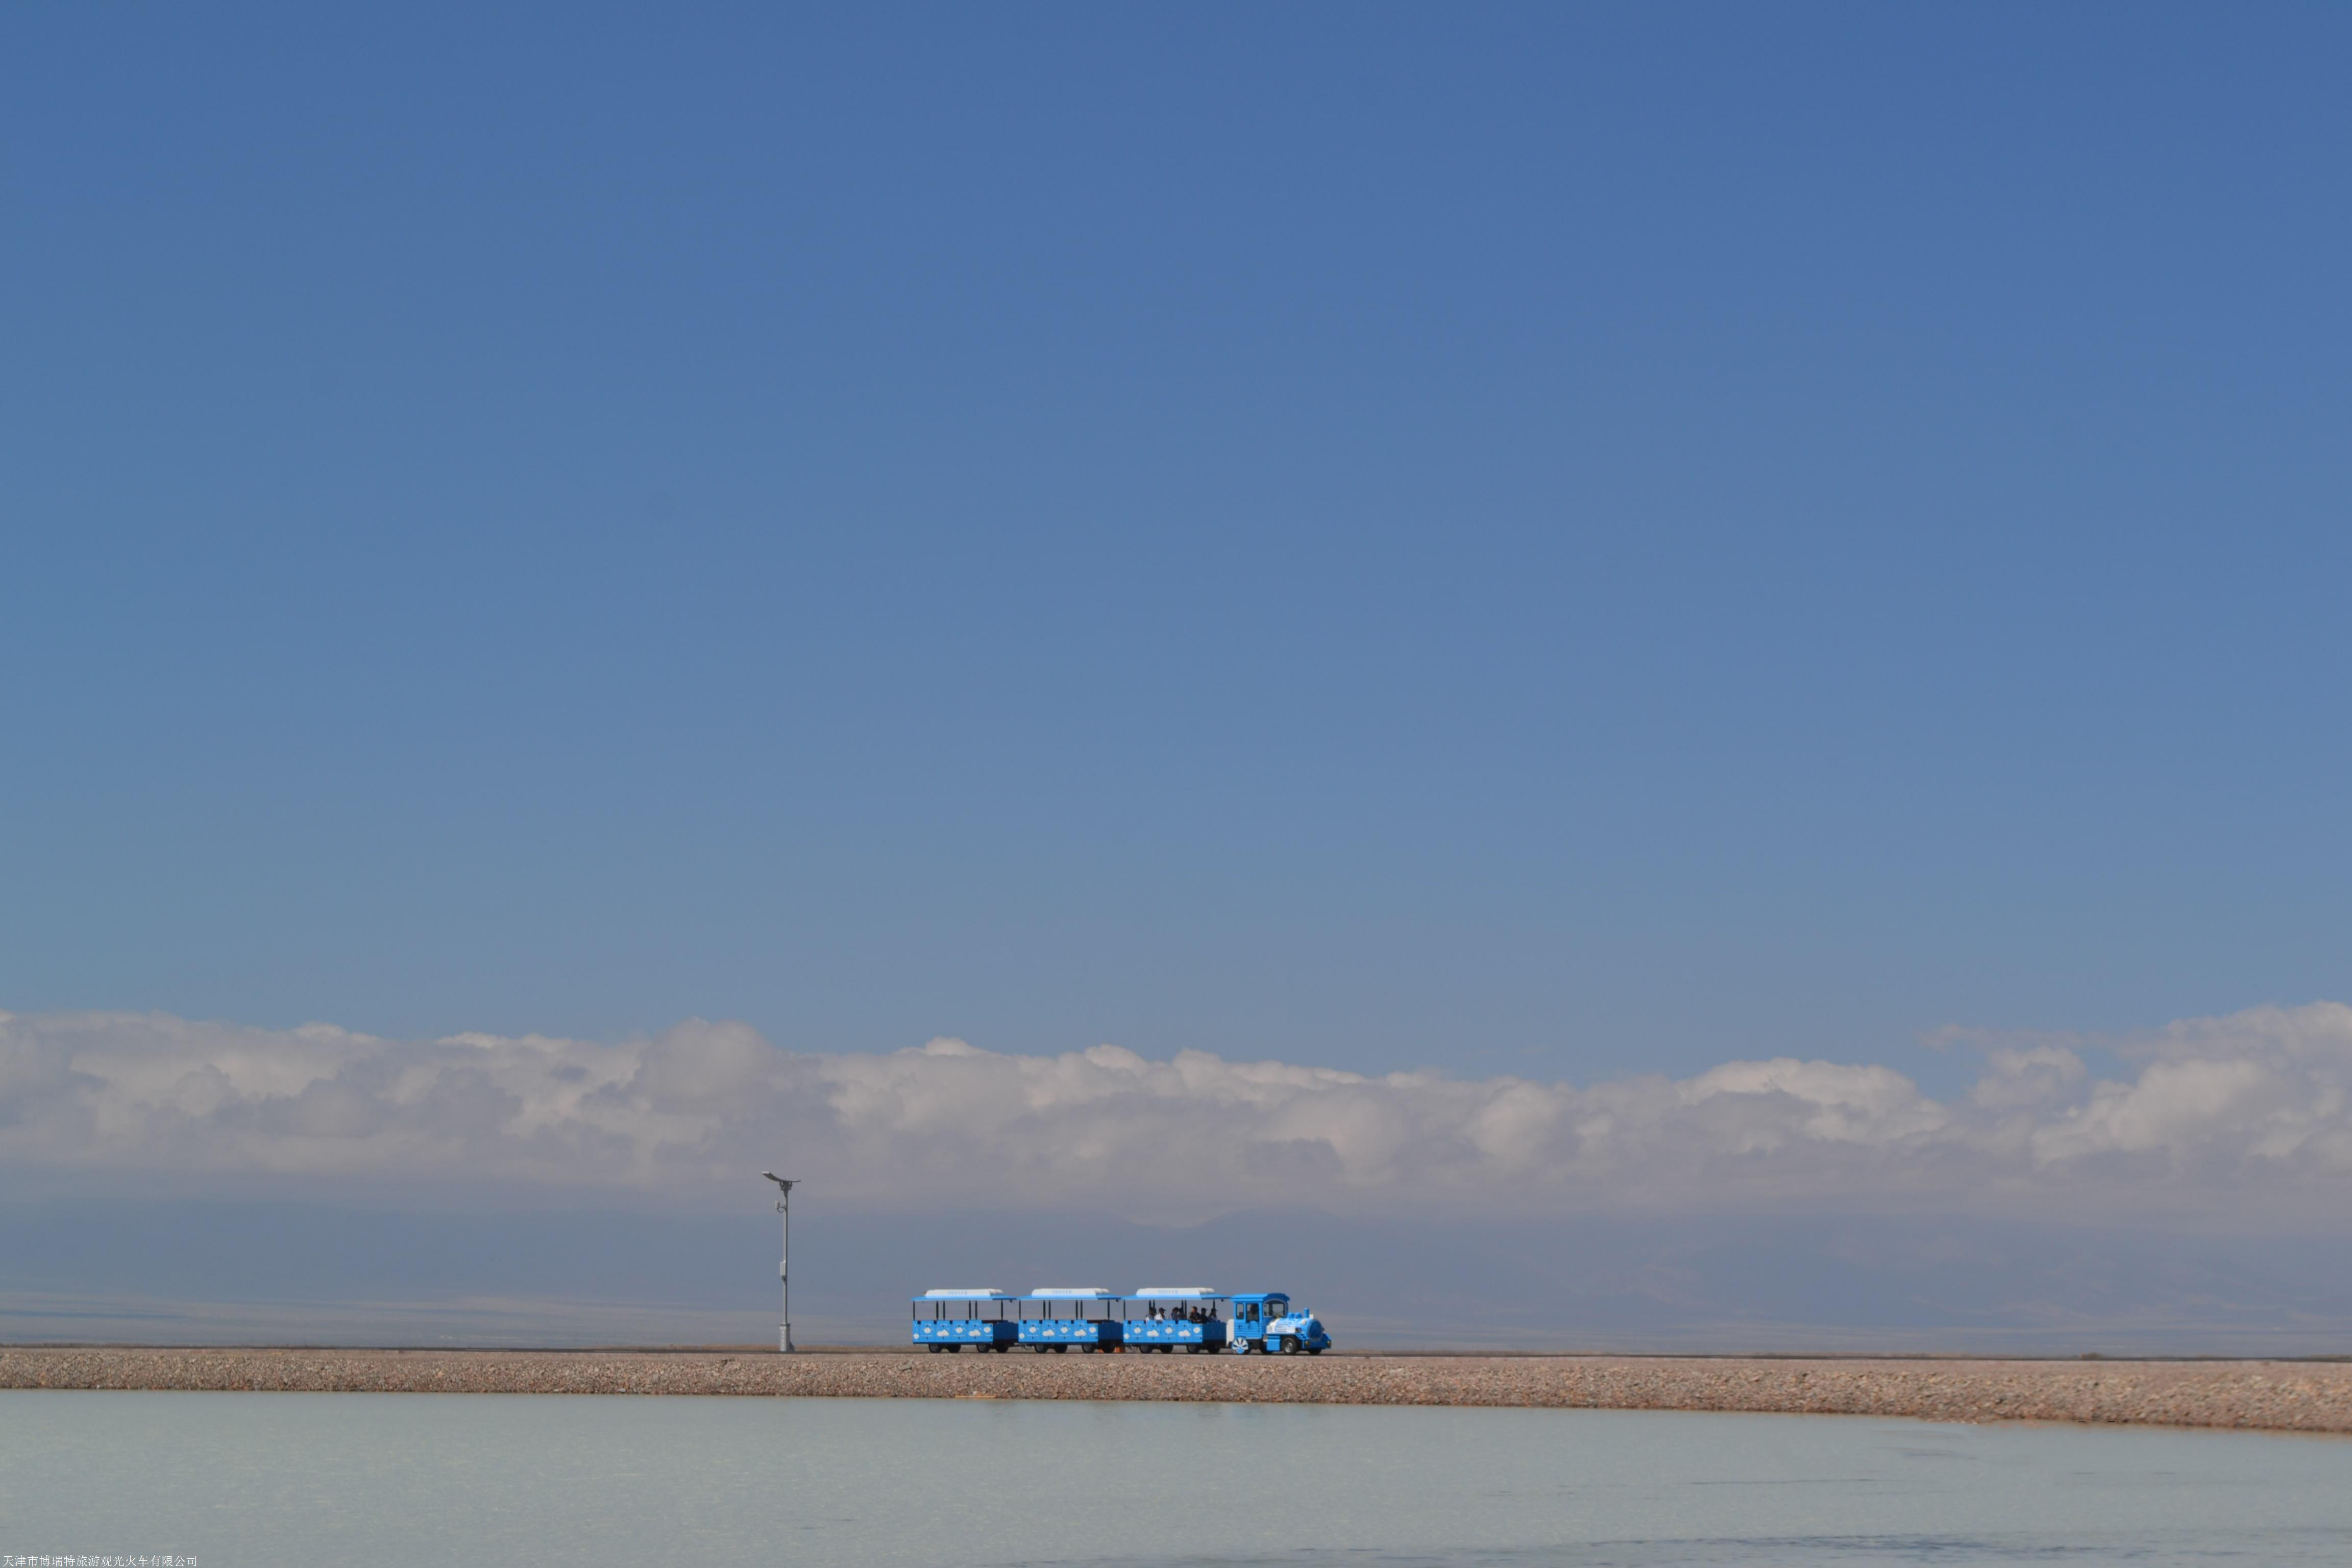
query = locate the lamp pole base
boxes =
[779,1327,794,1353]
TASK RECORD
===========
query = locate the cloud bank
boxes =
[7,1003,2352,1221]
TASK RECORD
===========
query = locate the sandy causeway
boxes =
[5,1348,2350,1434]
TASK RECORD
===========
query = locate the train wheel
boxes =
[1308,1348,1324,1355]
[1281,1336,1301,1355]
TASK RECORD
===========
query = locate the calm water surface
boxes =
[3,1390,2348,1565]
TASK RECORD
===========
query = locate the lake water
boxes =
[3,1390,2348,1565]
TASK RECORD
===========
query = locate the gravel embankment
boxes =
[5,1348,2350,1432]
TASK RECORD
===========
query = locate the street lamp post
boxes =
[761,1171,797,1353]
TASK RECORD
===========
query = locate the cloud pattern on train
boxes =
[6,1002,2352,1219]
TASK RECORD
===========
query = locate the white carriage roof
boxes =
[921,1288,1011,1298]
[1028,1287,1114,1298]
[1133,1287,1219,1297]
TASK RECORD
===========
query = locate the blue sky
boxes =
[5,2,2347,1090]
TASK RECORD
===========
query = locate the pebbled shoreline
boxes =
[5,1347,2350,1433]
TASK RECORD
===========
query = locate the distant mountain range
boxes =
[5,1200,2347,1355]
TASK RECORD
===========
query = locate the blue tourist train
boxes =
[911,1285,1332,1355]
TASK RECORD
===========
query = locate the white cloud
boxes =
[7,1002,2352,1220]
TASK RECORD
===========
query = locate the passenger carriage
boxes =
[911,1288,1017,1352]
[1018,1287,1123,1352]
[1117,1287,1229,1354]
